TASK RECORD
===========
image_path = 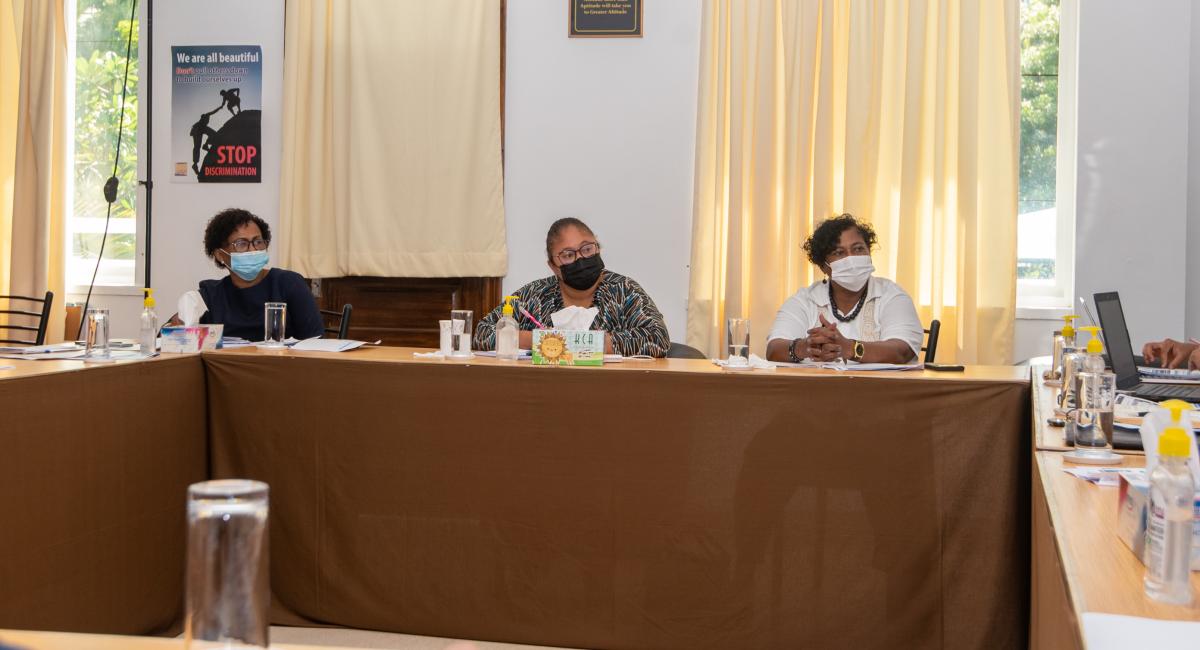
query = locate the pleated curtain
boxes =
[278,0,506,278]
[687,0,1020,364]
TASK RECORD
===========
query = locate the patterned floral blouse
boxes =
[474,271,670,358]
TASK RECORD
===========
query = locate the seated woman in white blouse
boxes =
[765,214,924,364]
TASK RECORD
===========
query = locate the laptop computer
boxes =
[1092,291,1200,402]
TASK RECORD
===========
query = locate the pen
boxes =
[519,305,545,329]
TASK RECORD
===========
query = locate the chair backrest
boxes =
[922,319,941,363]
[667,341,707,359]
[320,304,353,339]
[0,291,54,346]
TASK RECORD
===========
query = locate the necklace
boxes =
[828,280,868,323]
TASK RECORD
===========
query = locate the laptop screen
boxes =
[1093,291,1140,390]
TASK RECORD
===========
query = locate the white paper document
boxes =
[773,359,924,372]
[290,338,365,353]
[1062,467,1124,486]
[475,349,533,360]
[1082,612,1200,650]
[0,342,80,354]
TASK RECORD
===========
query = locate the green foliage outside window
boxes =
[1017,0,1059,280]
[73,0,138,262]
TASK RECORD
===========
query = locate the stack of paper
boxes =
[290,338,365,352]
[0,342,79,355]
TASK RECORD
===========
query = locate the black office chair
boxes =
[0,291,54,346]
[922,319,940,363]
[321,304,353,339]
[667,341,707,359]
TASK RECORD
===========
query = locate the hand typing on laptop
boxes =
[1142,338,1198,369]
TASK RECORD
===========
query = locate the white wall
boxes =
[71,0,285,338]
[1189,3,1200,338]
[503,0,701,343]
[1013,0,1194,364]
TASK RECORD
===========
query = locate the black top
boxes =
[198,268,323,341]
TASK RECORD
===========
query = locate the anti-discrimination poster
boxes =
[171,45,262,183]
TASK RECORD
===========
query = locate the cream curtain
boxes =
[279,0,506,278]
[688,0,1020,364]
[0,0,68,342]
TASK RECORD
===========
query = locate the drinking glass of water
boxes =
[726,318,750,368]
[262,302,287,348]
[85,308,110,359]
[1074,371,1116,457]
[450,309,473,358]
[185,479,270,649]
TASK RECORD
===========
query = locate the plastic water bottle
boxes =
[139,288,158,355]
[1144,409,1196,605]
[495,295,520,361]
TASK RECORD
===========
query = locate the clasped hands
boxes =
[801,314,851,361]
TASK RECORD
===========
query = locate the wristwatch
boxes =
[788,338,803,363]
[850,339,865,361]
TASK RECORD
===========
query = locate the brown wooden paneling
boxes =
[315,277,503,347]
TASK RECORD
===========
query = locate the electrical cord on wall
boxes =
[76,0,138,341]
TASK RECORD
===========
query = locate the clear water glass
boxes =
[439,319,453,356]
[450,309,473,358]
[85,308,110,358]
[185,479,270,649]
[1074,371,1116,456]
[726,318,750,367]
[262,302,287,347]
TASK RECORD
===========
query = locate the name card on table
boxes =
[161,324,224,353]
[532,329,604,366]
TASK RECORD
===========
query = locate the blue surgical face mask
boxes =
[224,249,269,281]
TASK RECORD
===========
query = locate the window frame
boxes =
[1016,0,1078,311]
[63,0,146,296]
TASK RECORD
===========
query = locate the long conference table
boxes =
[1029,364,1200,648]
[1,347,1031,649]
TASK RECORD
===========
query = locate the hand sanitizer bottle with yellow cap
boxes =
[1059,322,1089,410]
[1048,315,1078,382]
[496,295,520,361]
[1144,399,1196,605]
[1066,326,1120,464]
[139,288,158,356]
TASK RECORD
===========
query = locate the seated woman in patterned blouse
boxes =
[474,217,670,357]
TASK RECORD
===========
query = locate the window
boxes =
[1017,0,1076,309]
[66,0,140,289]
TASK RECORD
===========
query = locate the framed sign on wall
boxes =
[569,0,642,38]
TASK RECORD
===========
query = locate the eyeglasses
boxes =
[555,241,600,265]
[826,243,869,263]
[227,237,268,252]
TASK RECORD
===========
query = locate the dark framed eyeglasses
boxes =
[555,241,600,265]
[227,237,269,253]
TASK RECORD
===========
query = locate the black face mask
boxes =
[559,253,605,291]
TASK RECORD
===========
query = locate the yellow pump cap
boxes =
[1159,427,1192,457]
[1158,400,1193,457]
[142,287,155,308]
[1078,325,1103,354]
[1061,315,1078,338]
[502,295,518,317]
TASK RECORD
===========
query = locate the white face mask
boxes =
[829,255,874,292]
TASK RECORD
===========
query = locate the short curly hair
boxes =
[203,208,271,268]
[802,214,877,266]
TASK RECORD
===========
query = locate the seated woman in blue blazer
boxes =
[169,208,323,341]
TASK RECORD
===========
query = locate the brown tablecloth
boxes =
[205,351,1031,649]
[0,356,208,635]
